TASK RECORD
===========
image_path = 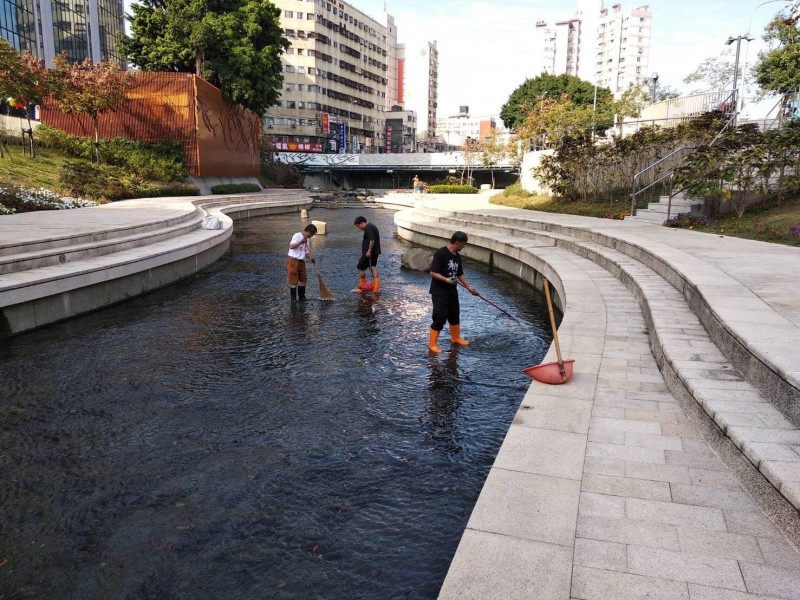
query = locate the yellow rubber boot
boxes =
[372,277,381,293]
[353,275,367,293]
[450,324,470,346]
[428,328,442,353]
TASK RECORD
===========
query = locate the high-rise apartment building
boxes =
[536,18,582,77]
[397,38,438,146]
[595,3,652,97]
[0,0,125,66]
[269,0,391,154]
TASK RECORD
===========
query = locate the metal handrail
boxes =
[629,146,692,216]
[630,97,738,218]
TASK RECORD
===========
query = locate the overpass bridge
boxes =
[274,151,520,190]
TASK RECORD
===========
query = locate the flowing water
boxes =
[0,207,553,599]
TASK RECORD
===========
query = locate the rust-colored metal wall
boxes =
[41,72,260,177]
[194,76,260,177]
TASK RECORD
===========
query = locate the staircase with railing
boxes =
[625,89,795,225]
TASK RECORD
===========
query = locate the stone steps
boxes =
[627,194,704,225]
[398,202,800,511]
[0,192,313,336]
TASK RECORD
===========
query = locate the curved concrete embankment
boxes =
[0,191,313,338]
[3,190,800,598]
[394,193,800,599]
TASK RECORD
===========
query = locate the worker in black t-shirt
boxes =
[353,215,381,293]
[428,231,478,353]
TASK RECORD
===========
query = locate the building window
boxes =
[285,10,293,17]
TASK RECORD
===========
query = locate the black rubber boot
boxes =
[298,286,307,301]
[290,287,297,302]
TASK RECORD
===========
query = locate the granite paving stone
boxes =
[571,565,690,600]
[581,473,672,501]
[627,545,746,590]
[577,514,681,551]
[739,562,800,599]
[465,468,580,546]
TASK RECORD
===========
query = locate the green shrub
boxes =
[59,161,132,201]
[427,184,479,194]
[38,126,186,182]
[211,183,262,194]
[502,182,532,198]
[100,139,186,182]
[134,182,200,198]
[36,124,92,156]
[59,160,197,201]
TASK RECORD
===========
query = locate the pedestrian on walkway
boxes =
[287,224,317,302]
[428,231,478,353]
[353,215,381,293]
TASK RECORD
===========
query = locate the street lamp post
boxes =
[650,72,659,102]
[726,34,754,126]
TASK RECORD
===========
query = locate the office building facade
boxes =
[397,38,438,146]
[269,0,391,153]
[0,0,125,66]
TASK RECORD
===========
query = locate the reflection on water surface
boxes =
[0,208,552,599]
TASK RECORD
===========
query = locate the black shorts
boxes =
[357,255,379,270]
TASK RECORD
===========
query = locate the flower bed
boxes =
[0,186,99,214]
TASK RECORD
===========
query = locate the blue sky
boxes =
[123,0,794,118]
[355,0,793,118]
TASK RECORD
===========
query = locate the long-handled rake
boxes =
[311,260,335,301]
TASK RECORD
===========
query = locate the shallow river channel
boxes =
[0,207,554,599]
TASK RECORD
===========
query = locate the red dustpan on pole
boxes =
[523,278,574,384]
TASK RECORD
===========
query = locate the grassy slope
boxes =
[0,145,69,191]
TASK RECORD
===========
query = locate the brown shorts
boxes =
[287,257,308,286]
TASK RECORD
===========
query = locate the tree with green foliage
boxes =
[121,0,289,115]
[500,73,612,131]
[49,54,134,163]
[0,39,49,156]
[477,130,510,189]
[755,13,800,95]
[514,86,647,148]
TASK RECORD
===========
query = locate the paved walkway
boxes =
[2,191,800,598]
[393,194,800,599]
